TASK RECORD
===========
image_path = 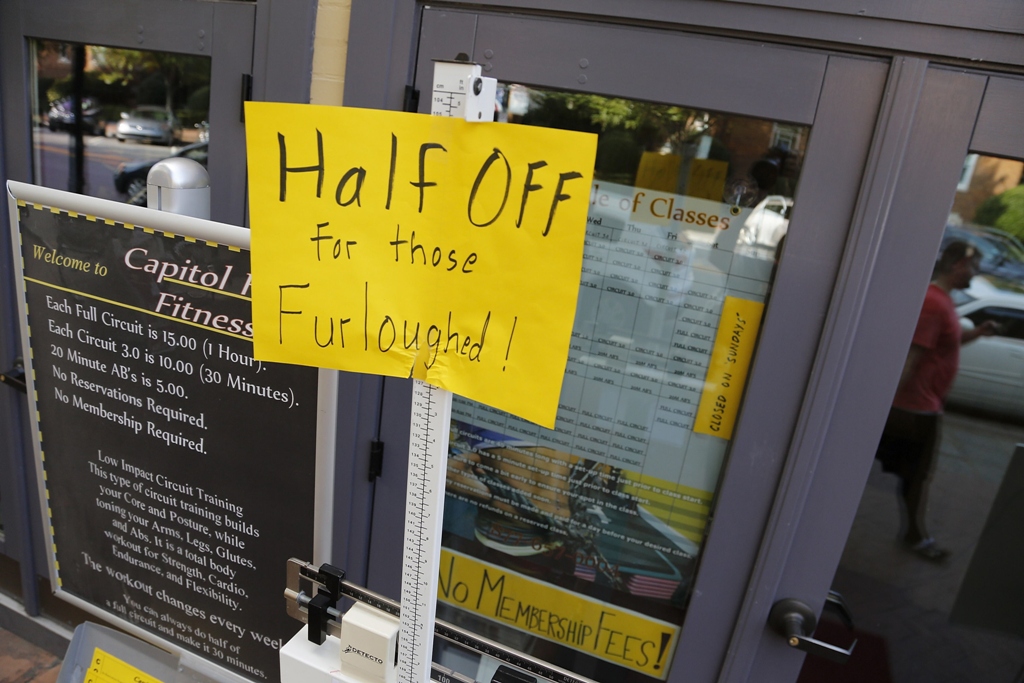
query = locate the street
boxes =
[31,126,190,203]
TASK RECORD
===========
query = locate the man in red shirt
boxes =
[876,240,998,562]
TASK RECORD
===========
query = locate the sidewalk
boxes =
[0,628,61,683]
[831,409,1024,682]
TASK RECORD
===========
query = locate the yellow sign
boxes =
[686,158,729,202]
[693,296,765,439]
[438,548,679,678]
[245,104,597,427]
[635,151,681,192]
[85,647,164,683]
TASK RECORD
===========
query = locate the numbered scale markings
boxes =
[399,380,452,683]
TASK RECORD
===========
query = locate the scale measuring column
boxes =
[397,60,498,683]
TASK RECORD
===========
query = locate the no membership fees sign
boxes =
[13,200,319,681]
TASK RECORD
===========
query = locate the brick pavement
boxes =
[0,627,61,683]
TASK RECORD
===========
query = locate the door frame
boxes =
[353,6,897,682]
[739,68,1024,682]
[344,0,1024,121]
[2,0,255,226]
[340,5,1024,683]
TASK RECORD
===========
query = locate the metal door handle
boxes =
[824,590,854,629]
[768,598,857,664]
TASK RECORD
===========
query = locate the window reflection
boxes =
[438,86,809,683]
[944,154,1024,418]
[800,154,1024,682]
[32,40,210,205]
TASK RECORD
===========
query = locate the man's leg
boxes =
[900,413,948,560]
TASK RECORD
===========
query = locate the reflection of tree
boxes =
[526,93,709,148]
[511,88,805,205]
[38,42,108,111]
[91,47,210,115]
[37,42,211,124]
[953,156,1024,235]
[975,184,1024,240]
[519,92,725,184]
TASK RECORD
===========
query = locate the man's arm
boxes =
[962,319,1000,343]
[898,345,924,394]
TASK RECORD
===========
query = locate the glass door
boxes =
[437,85,808,683]
[788,73,1024,683]
[1,0,256,225]
[366,8,889,683]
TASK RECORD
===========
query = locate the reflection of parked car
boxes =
[113,142,208,205]
[942,225,1024,284]
[738,195,792,248]
[947,278,1024,419]
[47,97,104,135]
[976,225,1024,263]
[115,106,181,145]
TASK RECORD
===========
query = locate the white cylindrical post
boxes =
[147,157,210,220]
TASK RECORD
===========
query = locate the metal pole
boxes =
[146,157,210,219]
[69,44,85,195]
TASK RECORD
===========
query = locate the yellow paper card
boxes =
[693,296,765,439]
[245,103,597,427]
[634,151,681,193]
[438,548,679,678]
[85,647,164,683]
[686,158,728,201]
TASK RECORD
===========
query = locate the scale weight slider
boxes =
[432,60,497,122]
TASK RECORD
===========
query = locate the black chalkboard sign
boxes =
[8,184,323,682]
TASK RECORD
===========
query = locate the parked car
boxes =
[113,142,208,205]
[942,224,1024,285]
[946,277,1024,419]
[47,96,105,135]
[737,194,792,248]
[975,225,1024,263]
[115,106,181,145]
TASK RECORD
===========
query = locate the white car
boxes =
[947,278,1024,418]
[115,106,180,145]
[737,195,792,248]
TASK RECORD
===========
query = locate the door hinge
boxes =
[368,439,385,481]
[240,73,253,123]
[403,85,420,113]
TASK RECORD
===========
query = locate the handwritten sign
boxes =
[686,159,729,202]
[693,296,764,439]
[438,548,679,678]
[245,104,597,427]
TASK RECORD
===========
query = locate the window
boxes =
[31,40,210,206]
[438,85,810,683]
